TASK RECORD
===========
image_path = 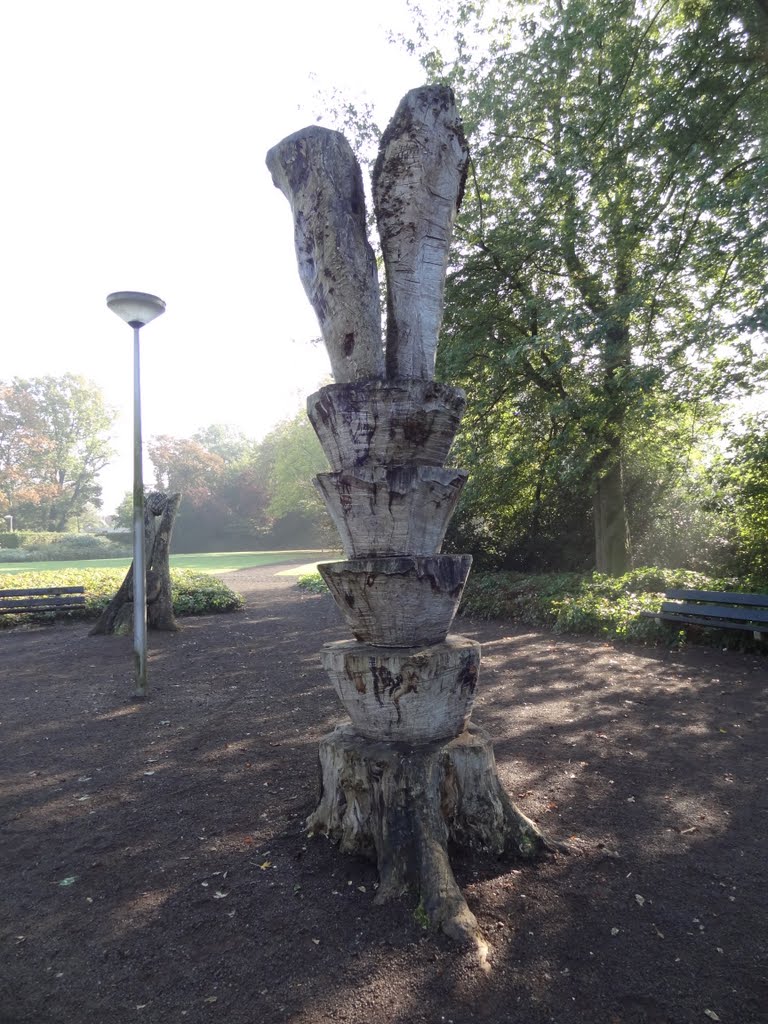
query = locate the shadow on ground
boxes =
[1,565,765,1024]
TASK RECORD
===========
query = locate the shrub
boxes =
[459,565,761,647]
[296,572,328,594]
[0,532,132,561]
[0,567,242,627]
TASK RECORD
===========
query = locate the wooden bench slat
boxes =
[0,597,86,611]
[661,601,768,624]
[0,586,85,598]
[658,611,768,634]
[665,589,768,608]
[0,585,86,616]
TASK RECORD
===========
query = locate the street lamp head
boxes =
[107,291,166,329]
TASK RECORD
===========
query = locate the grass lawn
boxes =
[0,549,340,576]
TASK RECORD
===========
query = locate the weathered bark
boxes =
[90,492,181,635]
[373,86,469,380]
[266,127,384,382]
[314,466,467,558]
[593,443,630,576]
[307,722,562,949]
[307,379,466,472]
[321,635,480,742]
[318,555,472,647]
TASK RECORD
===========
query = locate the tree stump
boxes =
[307,722,557,949]
[91,492,181,635]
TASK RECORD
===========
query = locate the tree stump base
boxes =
[307,721,562,950]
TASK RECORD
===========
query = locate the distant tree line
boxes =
[114,415,334,552]
[0,374,333,551]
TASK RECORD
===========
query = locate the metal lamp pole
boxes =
[106,291,166,698]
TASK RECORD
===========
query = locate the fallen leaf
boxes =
[652,923,665,938]
[312,938,320,945]
[357,886,366,893]
[611,927,620,936]
[57,877,77,887]
[212,890,228,899]
[259,861,272,870]
[704,1011,720,1021]
[635,894,646,907]
[203,996,218,1004]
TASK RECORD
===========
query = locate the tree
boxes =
[146,415,333,552]
[407,0,768,573]
[0,374,115,531]
[147,436,228,551]
[720,413,768,581]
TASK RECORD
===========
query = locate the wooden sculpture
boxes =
[267,87,559,954]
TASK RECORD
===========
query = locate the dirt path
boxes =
[1,565,766,1024]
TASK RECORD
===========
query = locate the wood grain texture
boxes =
[314,465,467,557]
[307,379,466,472]
[373,86,469,380]
[307,721,559,949]
[320,635,480,742]
[318,554,472,647]
[266,127,384,382]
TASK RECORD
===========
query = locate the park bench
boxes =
[647,589,768,641]
[0,585,86,617]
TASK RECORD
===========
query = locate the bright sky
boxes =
[0,0,424,512]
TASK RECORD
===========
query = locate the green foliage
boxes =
[460,566,754,645]
[295,572,328,594]
[0,532,131,562]
[0,566,242,627]
[719,414,768,580]
[0,530,62,550]
[402,0,768,575]
[0,374,116,531]
[144,407,335,553]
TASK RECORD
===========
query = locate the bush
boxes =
[0,532,132,561]
[459,565,762,647]
[0,567,242,627]
[296,572,328,594]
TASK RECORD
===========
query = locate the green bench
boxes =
[0,585,86,616]
[649,589,768,641]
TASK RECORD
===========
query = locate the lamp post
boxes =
[106,291,166,698]
[3,515,12,532]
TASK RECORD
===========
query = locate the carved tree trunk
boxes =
[91,492,181,636]
[373,86,469,380]
[266,127,384,383]
[268,87,561,956]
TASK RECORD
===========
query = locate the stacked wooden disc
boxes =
[309,377,480,743]
[267,86,478,746]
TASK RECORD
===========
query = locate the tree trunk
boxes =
[307,722,562,951]
[373,86,469,380]
[593,451,629,575]
[266,128,384,383]
[90,492,181,635]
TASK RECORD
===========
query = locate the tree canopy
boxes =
[402,0,768,573]
[0,374,115,531]
[140,410,332,552]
